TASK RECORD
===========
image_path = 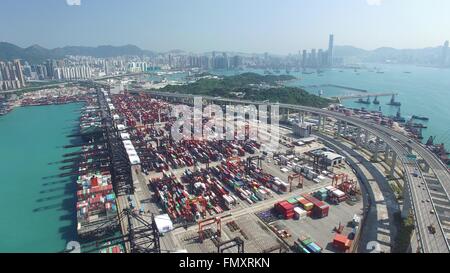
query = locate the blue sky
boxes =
[1,0,449,54]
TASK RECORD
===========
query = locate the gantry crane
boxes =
[288,173,304,192]
[332,173,357,195]
[198,216,222,243]
[185,196,208,219]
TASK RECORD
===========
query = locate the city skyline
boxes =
[1,0,450,54]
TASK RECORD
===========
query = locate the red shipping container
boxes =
[333,234,351,251]
[314,205,329,218]
[91,177,99,187]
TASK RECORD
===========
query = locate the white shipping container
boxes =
[271,185,279,192]
[332,189,346,198]
[294,207,307,220]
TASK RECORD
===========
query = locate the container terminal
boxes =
[52,86,369,254]
[3,81,449,253]
[14,85,361,253]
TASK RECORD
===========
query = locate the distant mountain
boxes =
[0,42,156,63]
[334,46,369,58]
[334,45,445,65]
[0,41,446,66]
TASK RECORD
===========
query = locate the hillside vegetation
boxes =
[156,72,332,108]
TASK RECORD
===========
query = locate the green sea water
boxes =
[0,103,82,252]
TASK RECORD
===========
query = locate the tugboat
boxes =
[387,94,401,106]
[373,96,380,105]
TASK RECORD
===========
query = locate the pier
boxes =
[333,92,398,102]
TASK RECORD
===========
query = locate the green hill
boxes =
[155,72,332,108]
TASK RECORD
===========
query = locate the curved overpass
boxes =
[146,90,450,253]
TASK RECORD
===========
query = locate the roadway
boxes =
[145,90,450,253]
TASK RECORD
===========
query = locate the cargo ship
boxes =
[412,115,429,121]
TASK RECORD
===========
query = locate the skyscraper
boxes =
[328,34,334,67]
[0,60,26,90]
[302,50,307,69]
[442,40,449,67]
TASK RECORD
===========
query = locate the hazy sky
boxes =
[1,0,449,54]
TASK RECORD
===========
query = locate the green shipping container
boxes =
[287,198,298,205]
[301,238,313,246]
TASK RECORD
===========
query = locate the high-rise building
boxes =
[0,60,26,90]
[328,34,334,67]
[302,50,307,68]
[14,60,25,87]
[104,60,109,75]
[442,40,449,67]
[310,49,317,68]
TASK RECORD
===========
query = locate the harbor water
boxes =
[285,64,450,148]
[0,103,82,252]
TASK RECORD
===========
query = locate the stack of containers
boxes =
[271,179,282,193]
[331,189,347,203]
[293,207,307,220]
[274,201,295,219]
[325,186,337,194]
[333,234,352,252]
[287,198,299,206]
[297,235,322,253]
[297,197,314,217]
[305,242,322,253]
[302,194,330,218]
[314,188,328,201]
